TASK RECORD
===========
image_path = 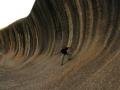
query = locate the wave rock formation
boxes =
[0,0,120,90]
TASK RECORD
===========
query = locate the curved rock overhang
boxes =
[0,0,120,90]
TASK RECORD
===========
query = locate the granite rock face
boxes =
[0,0,120,90]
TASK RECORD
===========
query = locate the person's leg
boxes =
[61,53,72,65]
[61,54,65,65]
[67,53,72,61]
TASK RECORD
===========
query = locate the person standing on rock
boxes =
[60,47,72,65]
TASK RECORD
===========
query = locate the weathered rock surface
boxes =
[0,0,120,90]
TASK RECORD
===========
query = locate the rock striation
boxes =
[0,0,120,90]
